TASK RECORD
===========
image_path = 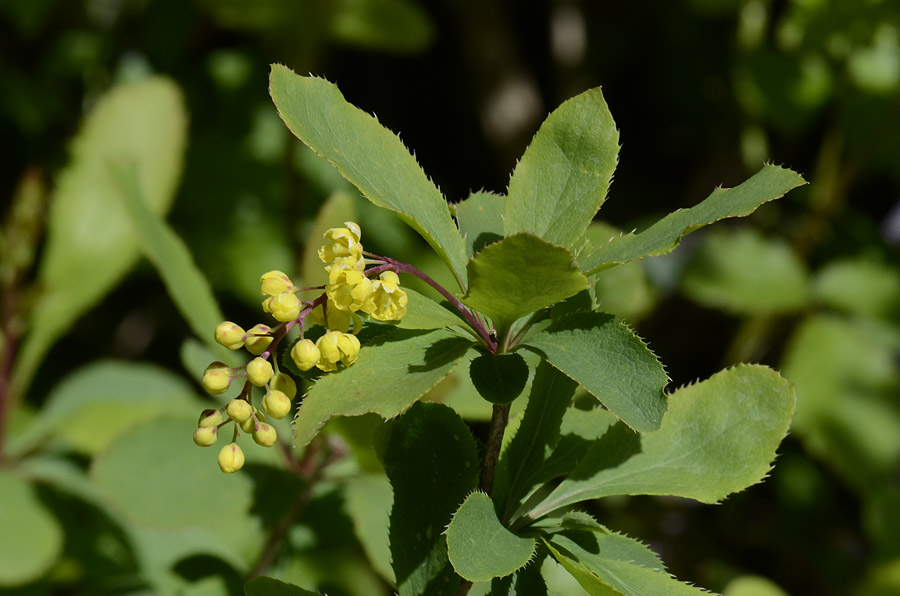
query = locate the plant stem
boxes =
[480,403,510,494]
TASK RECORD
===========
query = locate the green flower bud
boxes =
[202,362,232,395]
[272,372,297,399]
[244,323,273,356]
[253,423,278,447]
[262,389,292,419]
[240,407,264,433]
[227,398,253,423]
[291,339,321,372]
[214,321,246,350]
[197,408,224,427]
[217,443,245,473]
[193,425,219,447]
[246,357,274,387]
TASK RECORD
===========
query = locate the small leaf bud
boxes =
[262,389,292,419]
[246,357,274,387]
[227,398,253,424]
[217,443,245,473]
[193,425,219,447]
[291,339,321,372]
[214,321,246,350]
[272,372,297,399]
[244,323,273,355]
[202,362,232,395]
[253,423,278,447]
[197,408,224,427]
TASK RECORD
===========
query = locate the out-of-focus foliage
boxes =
[0,0,898,595]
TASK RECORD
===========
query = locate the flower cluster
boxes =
[193,221,408,472]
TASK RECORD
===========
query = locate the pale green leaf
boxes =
[522,312,668,432]
[293,327,472,448]
[813,258,900,319]
[245,577,322,596]
[681,228,809,314]
[14,76,187,397]
[345,473,395,583]
[505,88,619,249]
[112,163,238,364]
[782,315,900,489]
[580,165,806,273]
[494,360,579,522]
[8,360,203,456]
[375,402,479,595]
[584,223,656,321]
[0,471,63,586]
[526,365,795,519]
[462,234,589,330]
[446,491,536,582]
[723,575,790,596]
[454,191,506,258]
[398,287,468,330]
[269,65,469,288]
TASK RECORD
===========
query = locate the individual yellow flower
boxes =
[214,321,246,350]
[266,290,301,322]
[364,271,408,321]
[326,264,374,312]
[336,332,361,366]
[246,357,274,387]
[218,443,245,473]
[262,390,292,419]
[318,222,363,267]
[260,270,294,297]
[202,362,232,395]
[193,426,218,447]
[244,324,273,355]
[239,407,264,433]
[307,299,354,333]
[253,423,278,447]
[226,398,253,424]
[315,331,361,372]
[291,338,321,371]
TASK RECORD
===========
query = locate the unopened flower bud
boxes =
[268,291,301,322]
[197,408,224,427]
[253,423,278,447]
[202,362,232,395]
[272,372,297,399]
[246,357,274,387]
[227,398,253,423]
[260,270,294,297]
[291,339,321,372]
[214,321,246,350]
[244,324,272,356]
[217,443,245,473]
[240,407,264,433]
[193,425,219,447]
[262,389,292,419]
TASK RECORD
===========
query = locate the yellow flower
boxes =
[217,443,245,473]
[308,299,355,333]
[326,264,374,312]
[214,321,246,350]
[291,339,321,371]
[364,271,408,321]
[260,270,294,297]
[244,324,273,355]
[314,330,360,372]
[262,389,292,419]
[202,362,232,395]
[266,290,301,322]
[318,222,363,266]
[246,357,274,387]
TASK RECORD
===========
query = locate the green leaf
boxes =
[545,533,707,596]
[494,360,579,521]
[813,258,900,320]
[462,234,589,330]
[375,402,480,595]
[112,163,238,364]
[469,351,530,405]
[782,315,900,489]
[584,223,656,321]
[8,360,203,457]
[269,65,469,288]
[504,88,619,249]
[293,327,472,448]
[454,191,506,258]
[490,561,548,596]
[398,287,469,330]
[522,312,668,432]
[723,575,790,596]
[13,76,187,397]
[0,471,63,586]
[345,473,395,583]
[331,0,434,53]
[526,365,795,519]
[580,165,807,273]
[681,228,809,314]
[245,577,322,596]
[446,491,536,582]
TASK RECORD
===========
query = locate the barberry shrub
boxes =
[214,65,806,595]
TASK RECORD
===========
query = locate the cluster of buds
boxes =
[193,221,408,472]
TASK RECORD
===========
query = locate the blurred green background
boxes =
[2,0,900,595]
